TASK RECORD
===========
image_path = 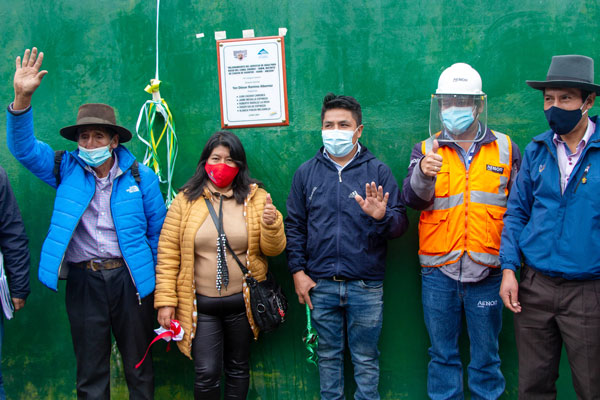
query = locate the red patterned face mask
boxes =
[205,163,239,188]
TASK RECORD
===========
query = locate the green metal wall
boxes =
[1,0,597,398]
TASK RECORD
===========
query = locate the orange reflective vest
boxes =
[418,131,512,268]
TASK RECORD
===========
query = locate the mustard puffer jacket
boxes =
[154,184,286,358]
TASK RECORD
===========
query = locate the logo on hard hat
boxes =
[453,77,468,82]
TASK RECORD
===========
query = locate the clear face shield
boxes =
[429,94,487,143]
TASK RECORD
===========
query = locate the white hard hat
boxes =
[436,63,484,95]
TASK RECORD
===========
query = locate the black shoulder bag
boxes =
[205,197,287,333]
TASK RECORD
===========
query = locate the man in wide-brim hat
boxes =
[500,54,600,399]
[6,47,166,399]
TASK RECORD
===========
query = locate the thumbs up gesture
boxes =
[420,139,444,177]
[262,193,277,225]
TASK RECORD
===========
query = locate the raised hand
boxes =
[355,181,389,221]
[420,139,443,177]
[262,193,277,225]
[14,47,48,110]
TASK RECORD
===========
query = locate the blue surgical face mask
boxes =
[441,106,475,135]
[544,97,589,136]
[78,145,112,167]
[322,128,357,157]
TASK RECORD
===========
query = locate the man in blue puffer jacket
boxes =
[6,47,166,399]
[499,55,600,399]
[285,93,408,400]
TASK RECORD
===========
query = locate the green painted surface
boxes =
[0,0,598,398]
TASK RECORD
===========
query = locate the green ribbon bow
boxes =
[302,304,318,366]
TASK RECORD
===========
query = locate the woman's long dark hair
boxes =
[180,130,261,204]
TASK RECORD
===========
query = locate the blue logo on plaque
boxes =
[258,48,269,58]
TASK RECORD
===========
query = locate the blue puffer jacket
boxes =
[285,145,408,281]
[500,116,600,280]
[6,107,166,298]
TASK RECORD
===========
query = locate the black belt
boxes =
[69,258,124,272]
[331,275,353,282]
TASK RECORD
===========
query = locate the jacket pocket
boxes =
[419,210,449,254]
[592,279,600,310]
[358,280,384,290]
[434,170,450,197]
[485,206,505,250]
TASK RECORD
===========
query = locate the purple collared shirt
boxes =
[64,154,123,262]
[553,118,596,193]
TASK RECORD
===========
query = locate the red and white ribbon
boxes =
[135,320,184,369]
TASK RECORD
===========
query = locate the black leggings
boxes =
[192,292,253,400]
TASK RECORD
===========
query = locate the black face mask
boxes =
[544,97,589,136]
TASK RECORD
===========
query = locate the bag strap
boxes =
[52,151,140,187]
[130,160,141,184]
[204,197,249,275]
[53,150,66,186]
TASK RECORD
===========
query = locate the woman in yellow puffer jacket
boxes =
[154,130,286,400]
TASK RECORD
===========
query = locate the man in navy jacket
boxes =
[6,47,165,399]
[0,165,30,399]
[285,93,408,400]
[500,55,600,399]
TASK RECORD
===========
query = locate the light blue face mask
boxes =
[78,145,112,167]
[322,128,357,157]
[441,106,475,135]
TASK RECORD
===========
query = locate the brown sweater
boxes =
[194,185,247,297]
[154,184,286,358]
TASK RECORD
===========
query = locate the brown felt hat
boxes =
[59,103,132,143]
[526,55,600,94]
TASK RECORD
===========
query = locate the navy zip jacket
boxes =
[0,166,30,299]
[285,144,408,281]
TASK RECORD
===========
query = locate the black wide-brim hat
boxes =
[60,103,133,143]
[526,55,600,94]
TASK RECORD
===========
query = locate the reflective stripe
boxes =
[492,131,510,165]
[419,250,462,267]
[426,193,464,211]
[424,137,434,154]
[469,251,500,267]
[470,191,507,208]
[498,175,508,195]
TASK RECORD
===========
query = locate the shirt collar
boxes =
[85,152,120,183]
[439,124,483,145]
[552,117,596,150]
[323,142,362,168]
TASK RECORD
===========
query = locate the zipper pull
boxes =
[574,163,591,193]
[582,165,591,184]
[137,292,141,305]
[338,170,342,183]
